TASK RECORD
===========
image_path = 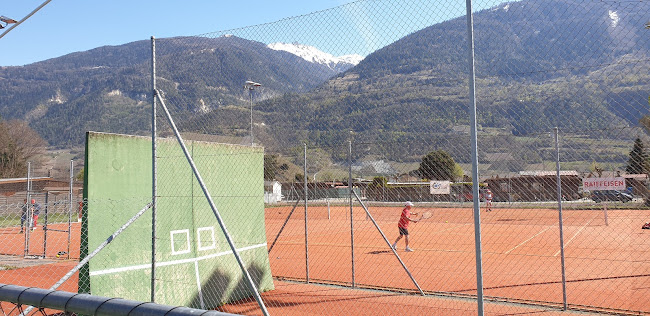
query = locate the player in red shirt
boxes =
[391,201,419,252]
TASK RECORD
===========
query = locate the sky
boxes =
[0,0,357,66]
[0,0,505,67]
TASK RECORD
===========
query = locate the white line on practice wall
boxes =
[197,227,217,251]
[90,243,267,276]
[194,261,205,309]
[170,229,191,255]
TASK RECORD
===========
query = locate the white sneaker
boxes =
[391,243,397,250]
[405,247,414,252]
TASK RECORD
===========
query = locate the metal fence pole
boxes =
[465,0,484,314]
[352,190,425,296]
[68,160,73,259]
[554,127,568,310]
[24,162,32,258]
[151,35,158,303]
[43,191,48,258]
[349,140,355,287]
[303,143,310,283]
[268,187,302,254]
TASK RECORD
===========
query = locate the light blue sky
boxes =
[1,0,506,67]
[0,0,357,66]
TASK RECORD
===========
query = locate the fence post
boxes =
[303,144,310,283]
[349,140,355,287]
[464,0,485,314]
[43,191,48,258]
[553,127,568,310]
[24,162,32,258]
[150,35,158,303]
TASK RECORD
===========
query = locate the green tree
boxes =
[418,150,457,181]
[626,137,649,174]
[370,176,387,188]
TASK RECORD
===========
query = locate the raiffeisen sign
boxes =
[582,177,626,191]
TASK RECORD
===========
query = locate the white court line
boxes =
[194,261,205,309]
[90,243,267,276]
[554,218,594,257]
[504,226,554,255]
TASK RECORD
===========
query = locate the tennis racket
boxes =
[419,211,432,221]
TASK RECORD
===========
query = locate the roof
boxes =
[518,171,579,177]
[0,177,51,185]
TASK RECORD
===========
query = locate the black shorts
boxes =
[398,227,409,236]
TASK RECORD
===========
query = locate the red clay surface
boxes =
[1,205,648,315]
[264,205,650,315]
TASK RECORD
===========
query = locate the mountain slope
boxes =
[1,0,649,156]
[0,36,343,146]
[254,0,650,160]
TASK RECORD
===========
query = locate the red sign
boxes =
[582,177,626,191]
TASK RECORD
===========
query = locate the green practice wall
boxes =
[80,132,273,309]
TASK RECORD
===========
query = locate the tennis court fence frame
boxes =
[0,160,80,261]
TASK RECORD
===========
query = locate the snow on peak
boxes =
[608,10,619,28]
[268,42,363,71]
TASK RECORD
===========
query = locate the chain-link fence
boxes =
[3,0,650,315]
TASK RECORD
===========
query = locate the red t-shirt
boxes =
[398,207,411,228]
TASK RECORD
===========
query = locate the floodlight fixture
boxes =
[244,80,262,146]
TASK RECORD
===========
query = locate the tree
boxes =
[370,176,387,188]
[0,119,47,178]
[264,154,279,180]
[625,137,649,175]
[417,150,457,181]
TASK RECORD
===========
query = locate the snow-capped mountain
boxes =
[268,42,363,73]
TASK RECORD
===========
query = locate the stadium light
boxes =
[244,80,261,146]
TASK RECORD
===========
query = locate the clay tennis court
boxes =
[1,205,648,315]
[264,204,650,314]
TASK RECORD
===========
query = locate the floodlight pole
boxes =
[244,81,261,146]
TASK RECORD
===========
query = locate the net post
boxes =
[554,127,568,310]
